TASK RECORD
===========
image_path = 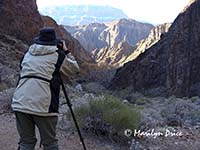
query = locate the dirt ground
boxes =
[0,113,124,150]
[1,113,200,150]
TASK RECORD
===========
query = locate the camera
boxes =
[57,40,70,54]
[57,40,64,50]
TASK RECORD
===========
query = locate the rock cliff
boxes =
[92,41,134,67]
[0,0,43,44]
[110,0,200,97]
[0,0,95,89]
[93,23,171,67]
[125,23,171,62]
[65,19,154,52]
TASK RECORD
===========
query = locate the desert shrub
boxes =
[69,95,141,143]
[190,96,200,102]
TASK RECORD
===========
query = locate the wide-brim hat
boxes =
[34,27,61,46]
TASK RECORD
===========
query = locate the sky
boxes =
[37,0,189,25]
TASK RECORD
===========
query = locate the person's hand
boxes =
[61,40,68,52]
[59,40,71,55]
[57,40,68,51]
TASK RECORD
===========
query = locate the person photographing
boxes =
[12,27,79,150]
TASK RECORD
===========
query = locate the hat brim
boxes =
[34,37,61,46]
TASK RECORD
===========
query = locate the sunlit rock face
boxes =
[125,23,172,62]
[65,18,154,67]
[65,19,154,52]
[92,23,171,67]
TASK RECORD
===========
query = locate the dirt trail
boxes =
[0,113,122,150]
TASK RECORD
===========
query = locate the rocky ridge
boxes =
[0,0,43,44]
[125,23,172,63]
[93,23,171,67]
[92,41,134,67]
[65,19,154,52]
[66,20,172,68]
[0,0,95,89]
[110,0,200,97]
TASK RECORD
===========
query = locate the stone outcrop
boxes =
[92,41,134,67]
[110,0,200,97]
[125,23,171,62]
[93,23,171,68]
[65,18,154,68]
[65,19,154,51]
[0,0,43,44]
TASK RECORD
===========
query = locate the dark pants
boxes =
[15,111,58,150]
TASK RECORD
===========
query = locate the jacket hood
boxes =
[28,44,58,56]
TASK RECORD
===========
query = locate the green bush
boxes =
[190,96,199,102]
[70,95,141,141]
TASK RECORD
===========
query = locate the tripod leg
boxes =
[61,80,87,150]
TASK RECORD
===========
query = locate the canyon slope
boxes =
[66,19,172,68]
[93,23,171,67]
[110,0,200,97]
[65,19,154,52]
[0,0,95,89]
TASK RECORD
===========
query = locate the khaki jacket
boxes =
[11,44,79,116]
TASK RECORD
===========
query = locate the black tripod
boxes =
[60,79,87,150]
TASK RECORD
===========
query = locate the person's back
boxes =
[12,27,79,150]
